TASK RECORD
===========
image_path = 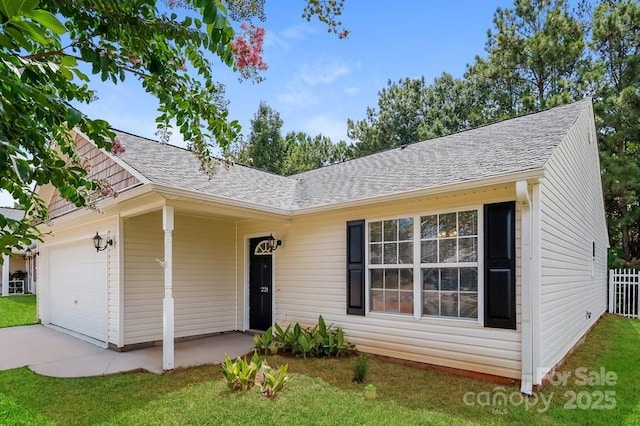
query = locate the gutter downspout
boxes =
[235,221,238,331]
[516,180,534,396]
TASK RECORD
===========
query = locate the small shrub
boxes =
[221,352,289,397]
[363,384,377,400]
[256,315,355,358]
[221,352,262,391]
[253,327,278,355]
[256,363,289,398]
[353,353,368,383]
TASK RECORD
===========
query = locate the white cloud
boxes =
[276,87,319,108]
[263,30,291,51]
[264,24,319,51]
[299,63,351,85]
[276,62,352,108]
[344,86,361,96]
[281,24,318,40]
[302,114,349,143]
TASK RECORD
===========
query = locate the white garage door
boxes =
[48,241,108,343]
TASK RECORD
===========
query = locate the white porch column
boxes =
[162,206,175,370]
[1,254,9,296]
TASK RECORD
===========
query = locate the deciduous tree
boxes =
[0,0,346,255]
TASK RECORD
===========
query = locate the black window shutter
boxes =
[484,202,516,329]
[347,220,365,316]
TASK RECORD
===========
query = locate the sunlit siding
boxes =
[538,105,608,378]
[123,212,237,345]
[37,213,119,344]
[238,185,523,379]
[107,228,120,344]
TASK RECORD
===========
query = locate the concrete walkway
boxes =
[0,325,254,378]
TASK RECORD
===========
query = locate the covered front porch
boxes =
[116,190,287,370]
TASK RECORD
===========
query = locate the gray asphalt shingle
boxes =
[113,99,590,212]
[116,132,296,210]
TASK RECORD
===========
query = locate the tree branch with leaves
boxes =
[0,0,347,256]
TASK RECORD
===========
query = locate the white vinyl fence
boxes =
[609,269,640,319]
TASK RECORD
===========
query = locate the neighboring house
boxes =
[35,99,608,394]
[0,207,35,296]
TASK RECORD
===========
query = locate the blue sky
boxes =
[79,0,514,145]
[2,0,515,207]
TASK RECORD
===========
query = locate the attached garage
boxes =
[48,240,108,343]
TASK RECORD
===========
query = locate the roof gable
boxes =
[47,131,142,218]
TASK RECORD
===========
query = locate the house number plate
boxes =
[260,286,269,293]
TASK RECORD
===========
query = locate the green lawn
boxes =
[0,314,638,425]
[0,295,37,328]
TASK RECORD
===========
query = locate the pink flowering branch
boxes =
[111,137,126,155]
[230,22,267,80]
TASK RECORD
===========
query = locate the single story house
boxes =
[35,99,608,395]
[0,207,36,296]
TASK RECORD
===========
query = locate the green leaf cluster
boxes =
[254,315,355,358]
[221,351,262,391]
[220,351,288,397]
[256,362,289,398]
[0,1,346,255]
[0,0,238,254]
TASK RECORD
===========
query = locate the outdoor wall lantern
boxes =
[24,247,39,258]
[93,232,113,252]
[266,234,282,252]
[254,234,282,255]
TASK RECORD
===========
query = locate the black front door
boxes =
[249,237,273,330]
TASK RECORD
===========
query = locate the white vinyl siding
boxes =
[108,229,120,344]
[122,212,237,345]
[538,105,608,380]
[238,185,523,379]
[37,214,118,345]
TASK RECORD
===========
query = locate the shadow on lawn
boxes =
[3,295,36,306]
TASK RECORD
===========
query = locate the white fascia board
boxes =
[292,169,546,216]
[150,183,291,217]
[46,168,546,227]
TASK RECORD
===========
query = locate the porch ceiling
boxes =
[110,185,290,222]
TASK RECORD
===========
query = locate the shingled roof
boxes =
[113,99,591,213]
[116,132,296,210]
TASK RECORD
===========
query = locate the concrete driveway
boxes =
[0,325,254,378]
